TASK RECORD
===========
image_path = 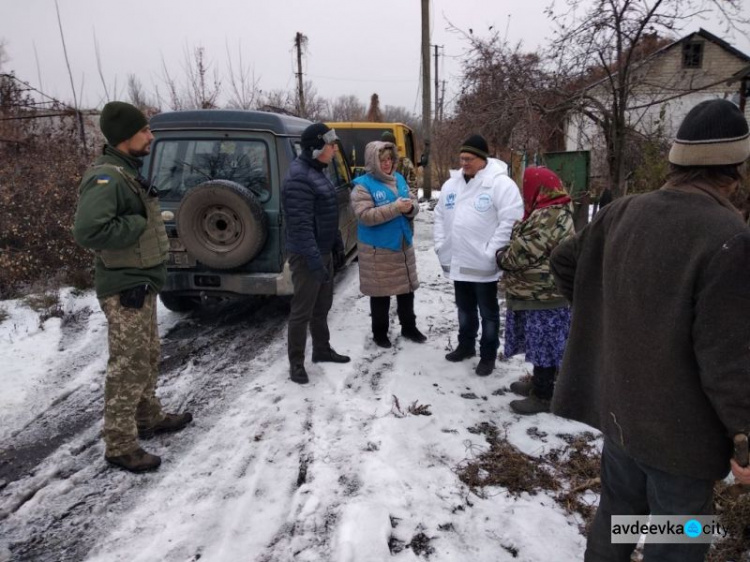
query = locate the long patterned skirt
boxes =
[503,306,571,368]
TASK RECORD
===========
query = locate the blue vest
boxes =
[354,173,413,251]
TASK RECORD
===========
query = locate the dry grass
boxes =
[707,482,750,562]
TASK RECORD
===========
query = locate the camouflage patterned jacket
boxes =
[396,156,418,198]
[498,203,574,310]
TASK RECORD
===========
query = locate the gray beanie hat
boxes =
[668,99,750,166]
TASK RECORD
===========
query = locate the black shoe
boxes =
[401,326,427,343]
[311,347,351,363]
[445,347,476,362]
[138,412,194,439]
[106,447,161,473]
[290,364,309,384]
[373,335,392,348]
[475,358,495,377]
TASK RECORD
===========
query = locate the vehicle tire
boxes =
[159,292,199,312]
[176,180,268,269]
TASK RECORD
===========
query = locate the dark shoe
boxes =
[475,358,495,377]
[312,347,351,363]
[445,347,475,362]
[510,395,551,415]
[106,447,161,473]
[290,364,309,384]
[373,335,392,348]
[509,378,533,397]
[138,412,194,439]
[401,326,427,343]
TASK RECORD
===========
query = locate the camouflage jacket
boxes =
[396,157,418,198]
[498,203,574,309]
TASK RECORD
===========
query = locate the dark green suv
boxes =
[142,110,358,311]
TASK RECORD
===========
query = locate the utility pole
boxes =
[421,0,432,200]
[433,45,442,124]
[294,32,306,117]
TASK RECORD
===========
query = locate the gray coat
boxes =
[550,183,750,480]
[351,141,419,297]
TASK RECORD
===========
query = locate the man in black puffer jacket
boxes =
[551,99,750,561]
[282,123,350,384]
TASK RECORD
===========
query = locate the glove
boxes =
[495,246,509,268]
[333,248,346,271]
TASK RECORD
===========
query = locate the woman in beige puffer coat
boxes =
[351,141,425,348]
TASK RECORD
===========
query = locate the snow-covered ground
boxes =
[0,207,598,561]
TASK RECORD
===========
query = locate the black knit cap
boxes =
[460,134,489,161]
[301,122,334,152]
[669,99,750,166]
[100,101,148,146]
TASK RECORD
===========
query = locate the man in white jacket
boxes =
[433,135,523,376]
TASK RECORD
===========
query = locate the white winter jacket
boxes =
[433,158,523,282]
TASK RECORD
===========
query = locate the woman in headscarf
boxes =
[351,141,425,348]
[497,166,575,414]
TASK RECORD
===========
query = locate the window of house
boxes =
[682,42,704,69]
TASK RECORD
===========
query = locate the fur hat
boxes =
[100,101,148,146]
[459,134,489,161]
[668,99,750,166]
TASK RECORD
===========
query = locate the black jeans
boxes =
[453,281,500,360]
[586,438,714,562]
[287,253,334,366]
[370,292,416,338]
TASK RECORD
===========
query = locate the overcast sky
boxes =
[2,0,749,114]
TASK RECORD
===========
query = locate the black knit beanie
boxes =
[100,101,148,146]
[668,99,750,166]
[460,134,489,161]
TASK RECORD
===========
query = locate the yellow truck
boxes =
[325,122,417,176]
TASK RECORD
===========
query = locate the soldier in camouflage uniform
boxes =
[496,166,575,415]
[381,131,418,198]
[73,101,193,473]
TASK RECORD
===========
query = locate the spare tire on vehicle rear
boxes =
[176,180,268,269]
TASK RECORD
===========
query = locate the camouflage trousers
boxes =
[99,291,165,456]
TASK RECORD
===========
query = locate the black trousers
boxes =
[586,438,714,562]
[370,292,416,338]
[287,253,334,366]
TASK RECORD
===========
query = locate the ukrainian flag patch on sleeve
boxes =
[96,175,111,185]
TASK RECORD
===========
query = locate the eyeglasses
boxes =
[459,155,478,164]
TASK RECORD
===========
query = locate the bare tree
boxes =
[225,41,260,110]
[547,0,749,198]
[160,45,221,110]
[329,95,366,121]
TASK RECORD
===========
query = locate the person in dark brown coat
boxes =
[550,99,750,562]
[351,141,425,348]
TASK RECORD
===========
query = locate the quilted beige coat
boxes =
[351,141,420,297]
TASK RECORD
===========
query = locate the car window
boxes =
[152,138,272,202]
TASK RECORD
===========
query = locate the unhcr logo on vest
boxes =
[374,190,387,204]
[445,192,456,209]
[474,193,492,212]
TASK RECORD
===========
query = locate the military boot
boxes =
[106,447,161,473]
[138,412,194,439]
